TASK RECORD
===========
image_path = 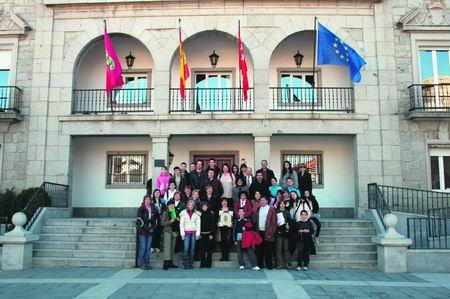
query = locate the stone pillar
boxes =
[150,134,170,188]
[371,213,412,273]
[253,133,271,171]
[0,212,39,271]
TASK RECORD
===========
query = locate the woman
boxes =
[179,200,201,269]
[269,177,283,202]
[136,195,158,270]
[199,201,216,268]
[275,200,292,269]
[231,164,240,179]
[156,166,171,197]
[251,190,262,214]
[163,181,177,204]
[218,198,233,261]
[160,199,179,270]
[280,161,299,189]
[304,190,321,243]
[239,163,248,180]
[151,189,165,253]
[219,163,235,206]
[233,191,253,219]
[232,177,249,203]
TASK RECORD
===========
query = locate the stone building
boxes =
[0,0,446,216]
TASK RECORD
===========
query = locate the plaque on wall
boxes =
[154,159,165,167]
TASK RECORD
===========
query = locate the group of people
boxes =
[136,159,321,272]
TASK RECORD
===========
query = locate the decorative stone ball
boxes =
[383,213,398,229]
[12,212,27,227]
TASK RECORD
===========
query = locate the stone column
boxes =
[253,133,272,171]
[371,213,412,273]
[0,212,39,271]
[150,134,170,188]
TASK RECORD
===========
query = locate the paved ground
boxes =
[0,268,449,299]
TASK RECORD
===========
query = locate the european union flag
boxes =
[317,22,366,83]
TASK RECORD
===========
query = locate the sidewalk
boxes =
[0,268,449,298]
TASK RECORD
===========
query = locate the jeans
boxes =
[219,227,232,259]
[310,217,321,237]
[183,233,196,266]
[138,234,153,266]
[152,225,162,249]
[275,235,290,266]
[236,241,257,268]
[297,240,311,267]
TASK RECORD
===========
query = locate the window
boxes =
[0,50,11,109]
[419,49,450,107]
[195,72,232,110]
[430,155,450,191]
[114,73,149,105]
[280,72,315,103]
[107,153,146,185]
[282,152,323,185]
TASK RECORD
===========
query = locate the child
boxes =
[160,200,179,270]
[295,210,314,271]
[304,190,321,243]
[164,181,177,204]
[275,200,292,269]
[199,202,216,268]
[233,207,261,271]
[179,200,201,269]
[218,198,233,261]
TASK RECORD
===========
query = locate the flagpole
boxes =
[238,20,242,109]
[104,19,114,114]
[312,17,317,112]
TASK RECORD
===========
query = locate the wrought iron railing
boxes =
[368,183,390,228]
[0,216,8,236]
[72,88,153,114]
[407,207,450,249]
[22,182,69,230]
[0,86,22,113]
[169,87,254,112]
[270,87,354,112]
[409,83,450,111]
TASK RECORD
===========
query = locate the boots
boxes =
[163,260,169,270]
[169,260,178,268]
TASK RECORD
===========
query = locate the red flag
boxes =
[238,24,249,101]
[179,28,190,100]
[104,24,124,95]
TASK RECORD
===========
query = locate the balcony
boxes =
[72,88,153,114]
[0,86,21,113]
[408,84,450,119]
[270,87,354,112]
[169,87,254,113]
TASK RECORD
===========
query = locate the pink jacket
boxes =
[156,173,171,196]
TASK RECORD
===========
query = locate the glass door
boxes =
[280,72,314,104]
[115,74,149,105]
[419,50,450,108]
[195,72,232,111]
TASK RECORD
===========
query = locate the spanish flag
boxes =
[179,27,190,100]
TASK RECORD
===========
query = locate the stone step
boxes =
[39,234,136,243]
[41,226,136,235]
[33,257,135,268]
[313,251,376,260]
[315,243,376,252]
[318,227,377,235]
[33,249,135,259]
[319,220,374,228]
[308,260,377,269]
[45,218,135,227]
[317,235,373,243]
[34,241,136,251]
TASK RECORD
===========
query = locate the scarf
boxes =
[168,207,177,220]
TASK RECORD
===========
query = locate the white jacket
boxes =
[179,209,201,237]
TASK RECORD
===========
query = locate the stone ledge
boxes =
[407,111,450,120]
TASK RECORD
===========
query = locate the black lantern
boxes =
[125,52,135,69]
[209,50,219,68]
[293,50,304,68]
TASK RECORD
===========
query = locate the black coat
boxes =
[200,178,223,199]
[170,175,186,192]
[200,210,216,234]
[256,168,276,184]
[298,171,312,193]
[136,204,158,236]
[189,170,207,190]
[249,180,270,199]
[306,195,319,214]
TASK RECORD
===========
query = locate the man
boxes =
[249,171,270,199]
[170,166,186,192]
[208,158,221,178]
[188,160,207,190]
[252,196,277,270]
[256,160,276,184]
[201,185,219,214]
[200,168,223,199]
[180,162,190,187]
[298,164,313,197]
[189,162,196,173]
[244,167,254,187]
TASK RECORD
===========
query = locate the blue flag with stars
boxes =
[317,22,366,83]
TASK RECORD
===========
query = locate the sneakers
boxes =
[296,266,302,271]
[150,248,155,253]
[303,266,308,271]
[252,266,261,271]
[239,265,245,270]
[155,248,161,253]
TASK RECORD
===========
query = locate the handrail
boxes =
[22,182,69,230]
[408,83,450,111]
[0,86,22,113]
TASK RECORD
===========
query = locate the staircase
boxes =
[33,218,377,269]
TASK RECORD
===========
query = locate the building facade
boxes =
[0,0,446,217]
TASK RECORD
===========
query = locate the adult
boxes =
[151,189,165,253]
[201,185,219,214]
[232,177,249,203]
[170,166,186,192]
[189,160,207,190]
[218,198,233,261]
[136,195,158,270]
[155,166,171,197]
[160,199,179,270]
[243,167,254,187]
[256,160,276,184]
[284,177,300,198]
[252,196,277,270]
[200,168,223,199]
[269,177,283,200]
[304,190,321,243]
[239,164,248,180]
[231,164,240,180]
[208,158,221,178]
[280,160,299,189]
[189,162,196,173]
[199,202,216,268]
[233,207,260,271]
[275,200,292,269]
[298,163,313,197]
[249,171,270,199]
[219,163,235,206]
[181,185,192,202]
[163,181,177,204]
[179,200,201,269]
[233,191,253,219]
[180,162,190,187]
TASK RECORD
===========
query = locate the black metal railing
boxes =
[169,87,254,112]
[22,182,69,230]
[368,183,390,228]
[368,183,450,217]
[270,87,354,112]
[72,88,153,114]
[409,83,450,111]
[0,86,22,113]
[407,207,450,249]
[0,216,8,236]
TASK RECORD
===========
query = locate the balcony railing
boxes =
[409,83,450,111]
[0,86,22,113]
[270,87,354,112]
[169,87,254,113]
[72,88,153,114]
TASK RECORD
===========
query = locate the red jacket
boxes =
[252,205,277,242]
[241,222,263,250]
[233,199,253,218]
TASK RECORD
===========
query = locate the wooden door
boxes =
[192,154,236,170]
